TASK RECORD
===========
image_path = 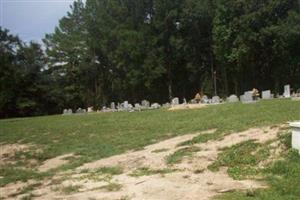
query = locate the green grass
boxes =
[60,185,82,194]
[98,182,122,192]
[178,131,222,146]
[76,167,123,182]
[214,132,300,200]
[166,146,201,164]
[215,149,300,200]
[151,148,169,153]
[0,99,300,186]
[10,183,42,197]
[208,140,270,179]
[130,167,176,177]
[0,166,51,187]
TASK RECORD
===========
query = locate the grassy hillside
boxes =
[1,99,300,164]
[0,99,300,189]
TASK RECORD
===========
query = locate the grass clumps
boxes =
[78,166,123,182]
[215,132,300,200]
[130,167,176,177]
[98,182,122,192]
[166,146,201,164]
[10,182,42,197]
[61,185,82,194]
[94,166,123,175]
[178,131,222,146]
[208,140,270,180]
[215,149,300,200]
[0,166,51,187]
[152,148,169,153]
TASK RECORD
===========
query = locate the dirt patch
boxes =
[168,103,208,111]
[38,153,75,172]
[79,129,216,171]
[175,126,280,171]
[0,144,30,165]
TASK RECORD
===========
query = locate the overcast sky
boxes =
[0,0,77,43]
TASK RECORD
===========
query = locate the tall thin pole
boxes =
[214,71,217,96]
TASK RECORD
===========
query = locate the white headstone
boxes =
[289,122,300,151]
[284,85,291,98]
[141,100,150,107]
[111,102,115,110]
[262,90,271,99]
[172,97,179,105]
[87,107,93,112]
[202,95,209,104]
[212,96,220,104]
[151,103,161,109]
[124,101,129,109]
[228,95,239,103]
[243,91,253,102]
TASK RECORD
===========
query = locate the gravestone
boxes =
[262,90,271,99]
[212,96,220,104]
[123,101,129,109]
[134,103,141,111]
[134,103,141,108]
[228,95,239,103]
[63,109,68,115]
[67,109,72,114]
[128,104,133,109]
[111,102,115,110]
[283,84,291,98]
[183,98,187,104]
[289,122,300,151]
[76,108,83,113]
[240,95,245,102]
[141,100,150,108]
[151,103,161,109]
[87,107,93,112]
[202,95,209,104]
[243,91,253,102]
[172,97,179,105]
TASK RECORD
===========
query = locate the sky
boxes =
[0,0,77,43]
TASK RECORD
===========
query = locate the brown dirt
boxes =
[1,126,282,200]
[38,153,75,172]
[168,103,208,111]
[0,144,30,165]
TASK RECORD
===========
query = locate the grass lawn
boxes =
[0,99,300,187]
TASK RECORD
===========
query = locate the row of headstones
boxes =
[102,100,171,112]
[62,108,87,115]
[171,96,222,105]
[240,84,292,103]
[171,85,293,105]
[63,85,294,114]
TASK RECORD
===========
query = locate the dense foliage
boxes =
[1,0,300,117]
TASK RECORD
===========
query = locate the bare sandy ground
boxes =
[0,144,30,165]
[1,126,283,200]
[168,103,208,111]
[38,153,75,172]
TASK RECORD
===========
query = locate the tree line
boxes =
[1,0,300,118]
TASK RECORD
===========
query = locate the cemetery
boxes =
[62,84,297,114]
